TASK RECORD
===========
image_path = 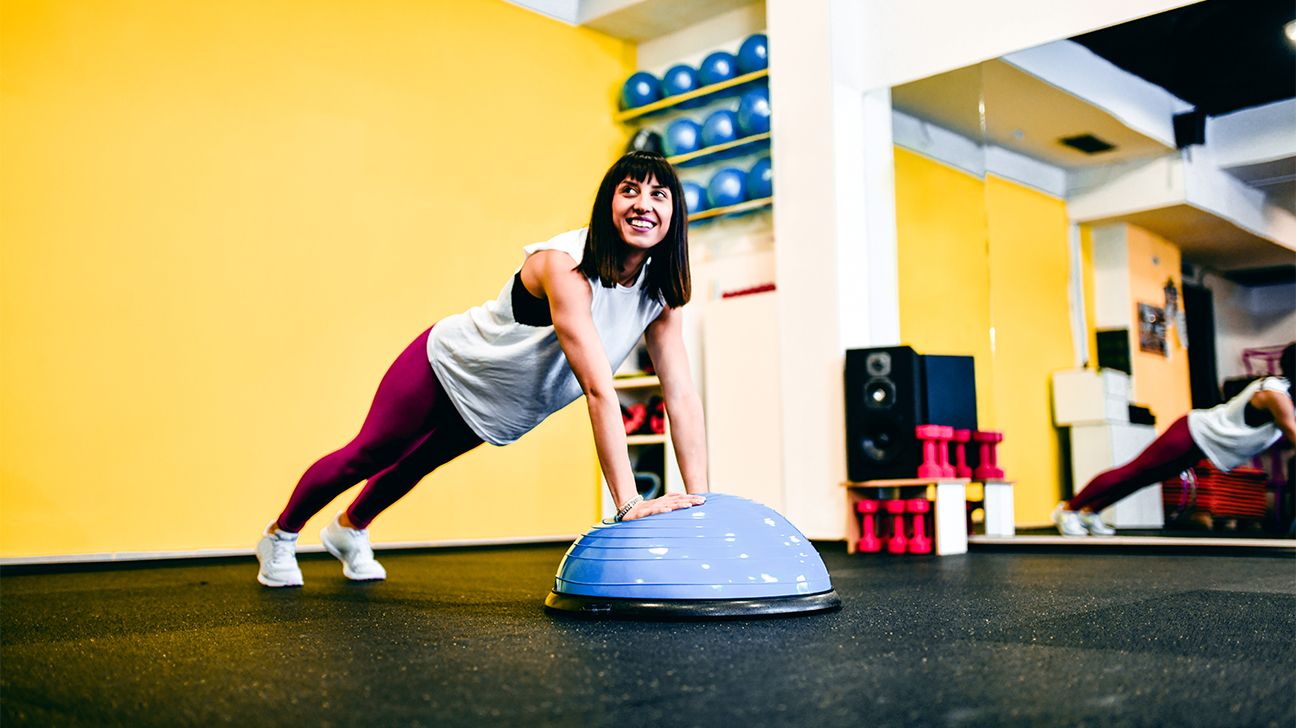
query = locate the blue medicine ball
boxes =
[736,86,771,136]
[664,118,703,157]
[746,157,773,199]
[682,181,709,215]
[621,71,660,109]
[701,109,740,147]
[707,167,747,208]
[737,33,768,74]
[698,51,738,86]
[661,64,699,97]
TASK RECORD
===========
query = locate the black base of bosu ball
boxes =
[544,494,842,620]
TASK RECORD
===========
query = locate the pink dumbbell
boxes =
[973,430,1005,480]
[855,499,882,553]
[884,499,908,554]
[951,428,973,478]
[906,498,932,554]
[915,425,945,479]
[936,425,955,477]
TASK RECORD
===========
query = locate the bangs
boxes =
[611,153,680,191]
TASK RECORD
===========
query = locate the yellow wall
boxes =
[985,175,1074,523]
[895,150,1075,524]
[1,0,634,557]
[1124,225,1191,430]
[893,148,996,426]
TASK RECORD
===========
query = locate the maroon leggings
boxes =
[276,327,483,533]
[1068,415,1204,512]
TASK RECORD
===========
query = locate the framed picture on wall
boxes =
[1138,303,1168,356]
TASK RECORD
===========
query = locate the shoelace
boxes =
[347,529,375,563]
[271,538,296,564]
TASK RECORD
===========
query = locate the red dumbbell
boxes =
[936,425,955,478]
[973,430,1005,480]
[622,403,646,435]
[855,499,882,553]
[906,498,932,554]
[884,499,908,554]
[915,425,944,479]
[951,429,973,478]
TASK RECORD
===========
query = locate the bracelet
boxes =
[615,494,644,522]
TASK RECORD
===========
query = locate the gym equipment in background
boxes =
[544,493,841,618]
[701,109,740,147]
[621,71,660,109]
[736,33,768,74]
[625,129,663,155]
[706,167,746,208]
[697,50,738,86]
[746,157,773,199]
[660,63,699,98]
[664,118,703,157]
[844,347,978,481]
[682,181,708,215]
[736,86,771,136]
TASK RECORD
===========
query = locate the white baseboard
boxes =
[0,534,578,567]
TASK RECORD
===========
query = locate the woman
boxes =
[257,151,708,587]
[1054,343,1296,536]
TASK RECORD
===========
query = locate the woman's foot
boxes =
[1051,504,1089,537]
[255,524,304,587]
[320,513,387,581]
[1077,510,1115,536]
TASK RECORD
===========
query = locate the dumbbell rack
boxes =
[841,478,969,556]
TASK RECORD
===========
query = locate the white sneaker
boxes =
[1078,511,1115,536]
[1051,504,1089,537]
[256,525,303,587]
[320,513,387,582]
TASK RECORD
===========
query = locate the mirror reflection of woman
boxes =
[256,151,708,588]
[1054,343,1296,536]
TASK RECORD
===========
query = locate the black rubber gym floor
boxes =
[3,545,1293,727]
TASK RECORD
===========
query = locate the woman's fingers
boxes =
[621,494,708,521]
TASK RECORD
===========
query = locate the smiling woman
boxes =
[256,151,710,588]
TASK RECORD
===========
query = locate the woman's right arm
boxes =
[530,251,703,519]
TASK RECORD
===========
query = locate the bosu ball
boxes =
[545,493,841,618]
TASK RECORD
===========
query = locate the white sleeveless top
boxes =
[1187,376,1290,470]
[426,228,665,445]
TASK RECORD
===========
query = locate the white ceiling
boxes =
[892,59,1174,170]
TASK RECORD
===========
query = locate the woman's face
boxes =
[610,174,673,252]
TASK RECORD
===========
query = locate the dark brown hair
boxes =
[579,151,690,308]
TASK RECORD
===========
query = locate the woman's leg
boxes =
[1068,415,1205,513]
[344,397,483,529]
[275,328,441,533]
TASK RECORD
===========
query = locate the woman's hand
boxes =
[620,492,707,521]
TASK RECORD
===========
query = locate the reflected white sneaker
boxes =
[320,513,387,581]
[1051,504,1089,537]
[256,525,303,587]
[1078,511,1115,536]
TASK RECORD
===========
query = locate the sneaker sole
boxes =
[321,540,386,582]
[257,572,303,588]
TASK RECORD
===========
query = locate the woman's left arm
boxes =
[1253,389,1296,445]
[644,305,709,495]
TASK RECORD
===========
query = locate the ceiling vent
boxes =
[1060,133,1117,154]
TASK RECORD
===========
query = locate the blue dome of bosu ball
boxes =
[545,493,841,618]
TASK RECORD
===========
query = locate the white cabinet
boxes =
[702,290,783,512]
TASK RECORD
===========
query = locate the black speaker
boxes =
[922,355,978,432]
[845,347,978,482]
[845,346,924,481]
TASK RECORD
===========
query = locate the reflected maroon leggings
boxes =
[1068,415,1204,512]
[276,327,482,533]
